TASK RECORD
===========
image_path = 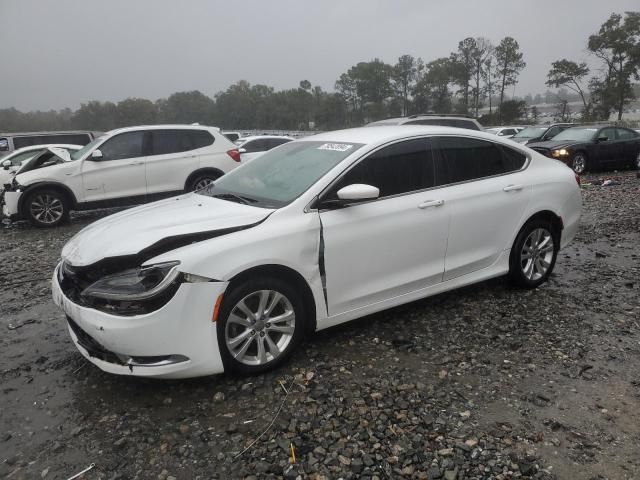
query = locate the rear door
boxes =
[432,136,531,281]
[145,129,201,195]
[597,127,623,168]
[616,128,640,167]
[320,138,450,315]
[80,130,147,203]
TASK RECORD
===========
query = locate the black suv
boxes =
[510,123,576,145]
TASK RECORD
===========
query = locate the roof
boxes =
[367,115,479,126]
[0,130,96,137]
[106,124,220,136]
[299,125,505,146]
[237,135,294,142]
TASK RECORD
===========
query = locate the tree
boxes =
[470,38,493,117]
[498,99,526,123]
[546,59,590,116]
[413,58,454,114]
[587,12,640,120]
[494,37,526,120]
[530,105,539,122]
[115,98,157,127]
[157,91,215,125]
[451,37,477,114]
[554,99,571,122]
[392,55,419,116]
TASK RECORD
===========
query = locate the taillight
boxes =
[227,149,241,162]
[575,173,581,186]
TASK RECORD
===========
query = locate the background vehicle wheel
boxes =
[217,276,306,375]
[571,152,588,174]
[24,189,69,228]
[188,173,220,192]
[508,219,559,289]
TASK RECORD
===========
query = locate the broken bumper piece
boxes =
[52,264,228,379]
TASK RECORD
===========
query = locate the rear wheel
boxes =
[508,219,558,289]
[187,172,220,192]
[571,152,588,174]
[217,276,305,375]
[24,189,69,228]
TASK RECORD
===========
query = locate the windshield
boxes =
[513,126,548,139]
[552,128,598,142]
[7,149,42,165]
[70,135,105,160]
[199,140,364,207]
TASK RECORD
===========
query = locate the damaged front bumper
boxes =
[2,190,22,219]
[52,264,229,379]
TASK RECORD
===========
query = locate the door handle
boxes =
[503,184,524,192]
[418,199,444,209]
[130,161,144,166]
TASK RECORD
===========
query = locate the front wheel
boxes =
[188,173,220,192]
[217,277,305,375]
[571,152,588,174]
[508,220,558,289]
[24,189,69,228]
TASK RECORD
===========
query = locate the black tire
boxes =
[570,151,589,174]
[24,189,69,228]
[508,219,559,289]
[217,276,306,375]
[187,172,221,192]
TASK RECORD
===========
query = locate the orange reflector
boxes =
[212,294,224,322]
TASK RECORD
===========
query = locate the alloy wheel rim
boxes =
[30,194,63,224]
[225,290,296,366]
[520,228,554,281]
[194,178,214,191]
[573,155,585,174]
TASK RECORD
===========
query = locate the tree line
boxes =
[0,11,638,134]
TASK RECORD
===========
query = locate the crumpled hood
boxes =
[62,194,274,266]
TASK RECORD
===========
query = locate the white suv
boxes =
[2,125,240,227]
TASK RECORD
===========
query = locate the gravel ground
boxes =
[1,170,639,480]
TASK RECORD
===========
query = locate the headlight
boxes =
[551,148,569,158]
[81,261,180,301]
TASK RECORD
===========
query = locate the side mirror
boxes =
[596,135,608,143]
[90,149,103,160]
[238,148,247,154]
[336,184,380,202]
[2,159,11,170]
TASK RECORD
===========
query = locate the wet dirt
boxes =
[1,172,639,479]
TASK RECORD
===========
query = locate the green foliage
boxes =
[494,37,526,119]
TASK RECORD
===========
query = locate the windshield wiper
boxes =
[212,192,257,205]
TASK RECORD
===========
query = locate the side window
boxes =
[189,130,214,149]
[435,136,510,184]
[243,140,268,153]
[600,128,617,140]
[268,138,290,149]
[149,130,193,156]
[453,120,479,130]
[499,145,527,171]
[332,138,435,198]
[99,131,145,161]
[52,134,91,145]
[545,126,561,138]
[0,138,8,151]
[617,128,638,140]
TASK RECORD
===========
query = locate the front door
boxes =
[80,131,148,203]
[320,138,449,316]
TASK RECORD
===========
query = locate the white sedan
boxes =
[0,144,81,190]
[234,135,293,163]
[52,126,582,378]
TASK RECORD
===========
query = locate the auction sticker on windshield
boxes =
[317,143,354,152]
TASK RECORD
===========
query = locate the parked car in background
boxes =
[527,125,640,174]
[511,123,576,145]
[234,135,294,163]
[0,144,81,191]
[367,114,482,131]
[0,131,98,158]
[2,125,240,227]
[485,126,525,138]
[222,131,241,142]
[51,125,581,378]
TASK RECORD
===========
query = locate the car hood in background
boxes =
[62,194,274,266]
[527,140,586,151]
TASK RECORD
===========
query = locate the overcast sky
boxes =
[0,0,638,111]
